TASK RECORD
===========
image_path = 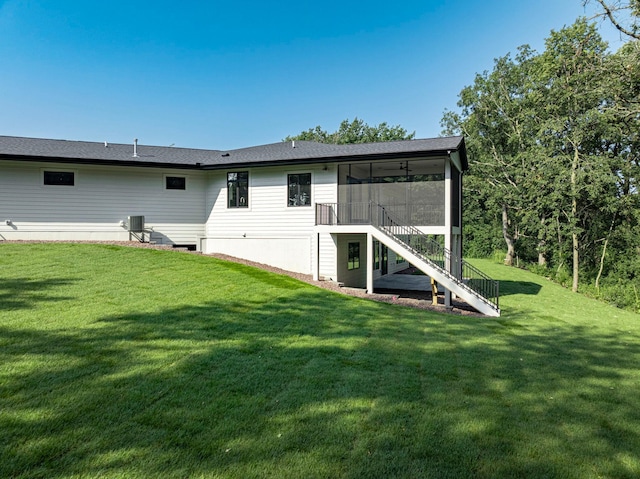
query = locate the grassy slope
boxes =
[1,244,639,479]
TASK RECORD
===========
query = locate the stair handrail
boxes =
[372,203,499,310]
[314,201,499,310]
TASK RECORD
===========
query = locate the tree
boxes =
[285,118,415,144]
[443,14,640,308]
[534,19,612,291]
[586,0,640,40]
[443,19,618,288]
[441,46,540,266]
[593,40,640,300]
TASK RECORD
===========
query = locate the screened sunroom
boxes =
[316,157,461,229]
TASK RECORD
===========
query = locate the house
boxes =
[0,135,499,316]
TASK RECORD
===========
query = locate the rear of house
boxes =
[0,135,499,316]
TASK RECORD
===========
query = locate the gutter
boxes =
[0,154,204,170]
[200,149,458,170]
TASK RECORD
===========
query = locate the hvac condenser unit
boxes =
[127,216,145,233]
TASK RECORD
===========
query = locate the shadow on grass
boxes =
[0,278,77,311]
[496,280,542,297]
[1,290,640,478]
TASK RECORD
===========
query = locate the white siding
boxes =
[318,233,338,280]
[387,249,410,274]
[0,158,346,277]
[0,160,206,244]
[204,164,337,274]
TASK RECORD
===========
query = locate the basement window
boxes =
[348,242,360,270]
[43,171,74,186]
[165,176,186,190]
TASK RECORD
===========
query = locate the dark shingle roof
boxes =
[213,137,466,168]
[0,136,220,168]
[0,135,467,170]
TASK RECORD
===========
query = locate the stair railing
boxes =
[316,202,499,310]
[372,205,500,309]
[373,204,499,310]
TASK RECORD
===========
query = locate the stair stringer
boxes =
[370,226,500,317]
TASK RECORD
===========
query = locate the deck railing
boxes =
[316,202,499,310]
[315,202,444,226]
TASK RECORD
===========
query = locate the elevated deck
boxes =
[316,202,500,317]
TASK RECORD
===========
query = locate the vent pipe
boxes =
[133,138,138,157]
[292,140,296,148]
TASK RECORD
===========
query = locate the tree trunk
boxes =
[538,215,547,266]
[502,203,515,266]
[538,250,547,266]
[572,230,579,292]
[596,214,616,291]
[571,149,579,293]
[595,237,609,291]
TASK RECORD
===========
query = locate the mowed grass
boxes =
[1,244,639,479]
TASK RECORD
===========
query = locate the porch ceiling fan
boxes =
[380,161,412,172]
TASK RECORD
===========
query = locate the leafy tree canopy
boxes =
[285,118,415,144]
[442,17,640,305]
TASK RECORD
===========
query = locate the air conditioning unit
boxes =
[127,216,145,233]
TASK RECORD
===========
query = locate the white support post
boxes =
[444,286,453,309]
[444,157,453,309]
[313,232,320,281]
[366,232,374,294]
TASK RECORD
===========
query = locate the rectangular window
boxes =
[44,171,74,186]
[396,254,406,264]
[228,172,249,208]
[373,240,380,270]
[166,176,186,190]
[348,242,360,270]
[288,173,311,206]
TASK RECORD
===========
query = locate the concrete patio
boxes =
[374,273,432,291]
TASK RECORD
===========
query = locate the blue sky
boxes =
[0,0,626,149]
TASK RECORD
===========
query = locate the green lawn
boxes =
[1,243,639,479]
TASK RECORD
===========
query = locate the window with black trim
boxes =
[373,240,380,270]
[166,176,186,190]
[44,171,74,186]
[348,242,360,270]
[288,173,311,206]
[396,254,406,264]
[228,171,248,208]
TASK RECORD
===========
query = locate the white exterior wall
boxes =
[0,151,464,289]
[204,164,337,274]
[387,249,410,274]
[0,160,207,244]
[318,233,338,281]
